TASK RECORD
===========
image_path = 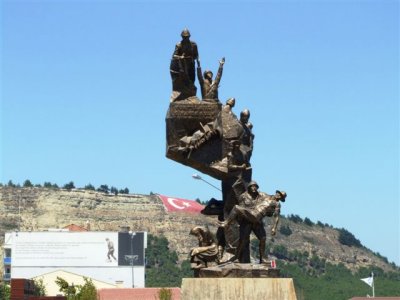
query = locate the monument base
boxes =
[181,278,297,300]
[196,262,280,278]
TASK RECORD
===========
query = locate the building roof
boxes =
[98,288,181,300]
[349,298,400,300]
[63,224,88,231]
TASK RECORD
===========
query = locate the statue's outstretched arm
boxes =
[271,204,281,236]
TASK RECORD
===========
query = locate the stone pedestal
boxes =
[197,263,280,278]
[181,278,297,300]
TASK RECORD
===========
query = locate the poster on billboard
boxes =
[11,232,145,267]
[118,232,145,266]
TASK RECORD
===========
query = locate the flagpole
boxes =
[372,272,375,298]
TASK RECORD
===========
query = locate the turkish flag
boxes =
[158,194,204,213]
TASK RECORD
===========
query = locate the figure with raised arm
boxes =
[196,57,225,102]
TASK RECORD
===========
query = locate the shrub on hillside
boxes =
[63,181,75,190]
[279,225,293,236]
[119,187,129,194]
[338,228,362,247]
[44,182,59,189]
[272,244,289,259]
[304,217,314,226]
[7,180,16,187]
[110,186,118,195]
[84,183,95,191]
[23,180,33,187]
[97,184,109,194]
[288,214,303,223]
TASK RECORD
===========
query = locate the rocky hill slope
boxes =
[0,187,395,276]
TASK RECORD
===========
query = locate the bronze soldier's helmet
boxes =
[203,70,213,78]
[181,28,191,38]
[226,97,235,107]
[276,190,287,202]
[247,181,259,190]
[240,109,250,118]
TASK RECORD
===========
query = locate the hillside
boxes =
[0,186,396,278]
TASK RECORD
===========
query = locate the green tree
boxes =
[97,184,109,194]
[77,277,97,300]
[158,288,172,300]
[55,276,97,300]
[0,283,10,300]
[63,181,75,190]
[33,278,47,296]
[288,214,303,223]
[110,186,118,195]
[23,179,33,187]
[146,234,192,287]
[44,181,59,189]
[7,180,16,187]
[338,228,362,247]
[279,224,293,236]
[119,187,129,194]
[55,277,77,298]
[272,244,288,259]
[84,183,95,191]
[304,217,314,226]
[43,182,53,188]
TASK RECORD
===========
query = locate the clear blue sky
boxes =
[1,0,399,265]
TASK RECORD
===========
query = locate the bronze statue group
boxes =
[168,29,287,270]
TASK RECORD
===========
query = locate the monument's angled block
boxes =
[165,99,226,180]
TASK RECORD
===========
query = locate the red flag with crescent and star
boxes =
[157,194,204,213]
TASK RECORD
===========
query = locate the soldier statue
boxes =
[170,29,199,101]
[221,181,286,263]
[196,57,225,102]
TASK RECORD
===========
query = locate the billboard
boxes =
[11,232,145,267]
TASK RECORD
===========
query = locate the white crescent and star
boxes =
[167,197,191,210]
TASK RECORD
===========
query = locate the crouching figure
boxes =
[189,226,219,269]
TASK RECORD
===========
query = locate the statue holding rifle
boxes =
[170,28,199,101]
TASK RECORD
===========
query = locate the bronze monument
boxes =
[166,29,287,277]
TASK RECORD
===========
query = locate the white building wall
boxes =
[12,266,145,289]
